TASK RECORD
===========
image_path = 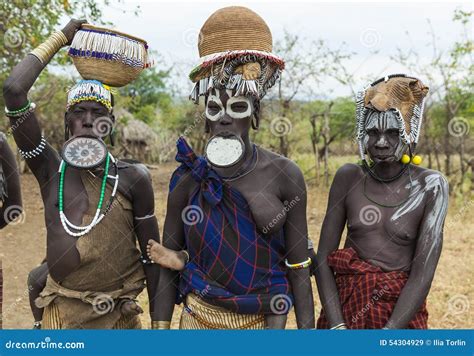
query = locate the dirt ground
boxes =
[1,163,472,329]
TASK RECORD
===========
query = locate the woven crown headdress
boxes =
[189,6,285,103]
[356,74,429,160]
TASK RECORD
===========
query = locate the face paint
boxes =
[205,93,225,122]
[364,110,407,162]
[226,95,252,119]
[205,89,253,121]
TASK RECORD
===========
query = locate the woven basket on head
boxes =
[69,24,150,87]
[198,6,273,57]
[189,6,284,102]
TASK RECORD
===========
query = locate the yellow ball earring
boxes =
[411,155,422,165]
[401,154,411,164]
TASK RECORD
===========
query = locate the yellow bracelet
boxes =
[30,31,68,64]
[285,257,312,270]
[151,320,171,330]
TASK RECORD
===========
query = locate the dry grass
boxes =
[1,161,472,329]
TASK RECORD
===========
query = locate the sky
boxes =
[87,0,473,98]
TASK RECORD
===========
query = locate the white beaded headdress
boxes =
[67,80,113,112]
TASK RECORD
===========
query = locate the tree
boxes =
[0,0,136,117]
[118,64,172,125]
[268,31,352,158]
[392,9,473,184]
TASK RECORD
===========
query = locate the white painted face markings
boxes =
[364,110,407,159]
[226,95,252,119]
[205,92,224,122]
[205,89,252,122]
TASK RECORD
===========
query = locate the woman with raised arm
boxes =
[3,20,161,329]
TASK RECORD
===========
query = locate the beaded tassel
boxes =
[189,51,284,104]
[69,29,150,68]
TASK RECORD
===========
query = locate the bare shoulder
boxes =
[411,166,449,195]
[118,160,151,181]
[167,165,198,208]
[257,146,304,183]
[117,160,153,202]
[332,163,364,187]
[336,162,363,178]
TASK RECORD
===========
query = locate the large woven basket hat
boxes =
[68,24,151,87]
[355,74,429,160]
[189,6,284,103]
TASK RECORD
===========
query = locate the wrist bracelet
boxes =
[152,320,171,330]
[285,257,312,270]
[30,31,68,64]
[330,322,347,330]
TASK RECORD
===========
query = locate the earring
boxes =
[401,154,410,164]
[411,155,422,165]
[401,154,422,165]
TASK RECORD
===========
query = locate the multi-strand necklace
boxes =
[58,152,119,237]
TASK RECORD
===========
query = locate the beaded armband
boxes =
[18,136,46,159]
[5,101,36,118]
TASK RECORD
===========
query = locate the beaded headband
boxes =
[355,74,429,161]
[67,80,113,112]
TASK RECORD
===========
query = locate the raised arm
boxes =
[315,164,352,328]
[384,174,448,329]
[130,164,161,323]
[282,162,315,329]
[155,172,190,328]
[0,133,22,228]
[2,19,85,177]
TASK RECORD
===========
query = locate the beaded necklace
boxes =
[58,152,119,237]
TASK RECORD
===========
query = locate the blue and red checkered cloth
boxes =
[171,137,291,314]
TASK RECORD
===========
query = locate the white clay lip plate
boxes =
[61,136,107,169]
[205,135,245,168]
